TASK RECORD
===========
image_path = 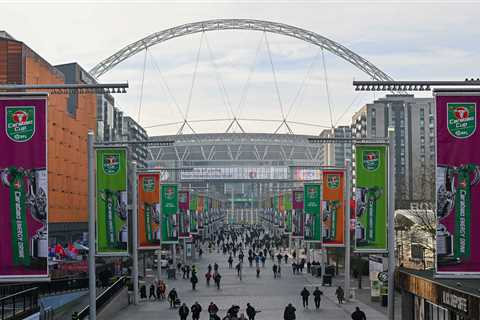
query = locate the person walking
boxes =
[301,287,310,308]
[191,302,202,320]
[179,303,189,320]
[256,266,260,278]
[228,255,234,268]
[168,288,178,308]
[190,272,198,290]
[246,303,258,320]
[336,286,345,304]
[313,287,323,309]
[283,303,296,320]
[277,264,281,278]
[284,253,288,264]
[149,284,156,300]
[205,271,212,286]
[214,272,222,290]
[208,302,219,320]
[351,307,367,320]
[272,264,278,278]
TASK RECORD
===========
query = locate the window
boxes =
[425,301,448,320]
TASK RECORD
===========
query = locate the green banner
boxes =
[286,210,293,234]
[304,183,321,242]
[273,193,279,210]
[355,145,388,252]
[96,148,128,255]
[161,184,179,243]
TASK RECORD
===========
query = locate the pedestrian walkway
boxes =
[110,246,388,320]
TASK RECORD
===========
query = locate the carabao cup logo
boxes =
[447,103,476,139]
[143,176,155,192]
[103,154,120,175]
[327,174,340,190]
[362,151,380,171]
[6,107,35,142]
[165,186,175,200]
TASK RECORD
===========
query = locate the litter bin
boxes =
[167,268,176,279]
[322,274,332,286]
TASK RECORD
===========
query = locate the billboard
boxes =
[96,148,128,255]
[0,94,48,280]
[138,173,160,249]
[180,167,289,180]
[178,191,190,239]
[161,184,179,243]
[435,92,480,275]
[304,183,322,242]
[322,170,345,247]
[355,144,388,252]
[292,190,304,238]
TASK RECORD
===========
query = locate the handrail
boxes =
[0,287,39,320]
[76,276,127,320]
[0,277,89,297]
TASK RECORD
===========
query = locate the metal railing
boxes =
[0,278,89,298]
[0,287,39,320]
[75,276,127,320]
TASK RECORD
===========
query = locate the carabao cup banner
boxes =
[355,144,388,252]
[0,94,48,280]
[138,173,160,249]
[435,92,480,275]
[96,148,128,255]
[322,170,345,247]
[292,190,304,238]
[161,184,179,244]
[189,194,198,234]
[304,184,321,242]
[178,191,190,239]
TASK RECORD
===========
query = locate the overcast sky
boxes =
[2,1,479,136]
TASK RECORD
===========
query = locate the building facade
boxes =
[318,126,352,168]
[351,94,435,209]
[0,32,97,243]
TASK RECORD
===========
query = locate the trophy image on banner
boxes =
[99,189,128,249]
[437,164,480,266]
[355,186,382,246]
[1,167,48,267]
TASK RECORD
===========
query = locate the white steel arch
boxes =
[89,18,393,81]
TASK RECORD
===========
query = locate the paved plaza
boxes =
[113,248,390,320]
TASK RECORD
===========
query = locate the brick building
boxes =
[0,31,96,243]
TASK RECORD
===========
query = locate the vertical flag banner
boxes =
[435,91,480,275]
[138,173,160,249]
[161,184,179,244]
[304,183,322,242]
[0,94,48,280]
[284,191,292,234]
[96,148,128,255]
[198,196,204,230]
[178,191,190,239]
[292,190,304,239]
[322,170,345,247]
[278,193,285,228]
[190,193,198,234]
[355,144,388,252]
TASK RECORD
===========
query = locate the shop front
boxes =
[399,269,480,320]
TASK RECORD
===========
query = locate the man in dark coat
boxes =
[300,287,310,308]
[313,286,323,309]
[283,303,296,320]
[191,302,202,320]
[246,303,258,320]
[179,303,189,320]
[351,307,367,320]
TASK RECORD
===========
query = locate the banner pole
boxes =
[132,161,139,305]
[344,160,351,302]
[87,131,96,320]
[387,128,396,319]
[158,200,162,281]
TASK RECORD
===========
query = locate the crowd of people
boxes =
[141,224,368,320]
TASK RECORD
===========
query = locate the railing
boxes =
[0,278,89,298]
[0,287,39,320]
[76,276,127,320]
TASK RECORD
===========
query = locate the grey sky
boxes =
[2,1,479,135]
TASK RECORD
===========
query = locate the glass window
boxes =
[424,301,448,320]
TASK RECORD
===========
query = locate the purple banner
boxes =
[0,94,48,280]
[179,191,189,211]
[292,190,304,209]
[436,92,480,275]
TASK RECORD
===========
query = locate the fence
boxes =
[0,278,89,298]
[0,287,39,320]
